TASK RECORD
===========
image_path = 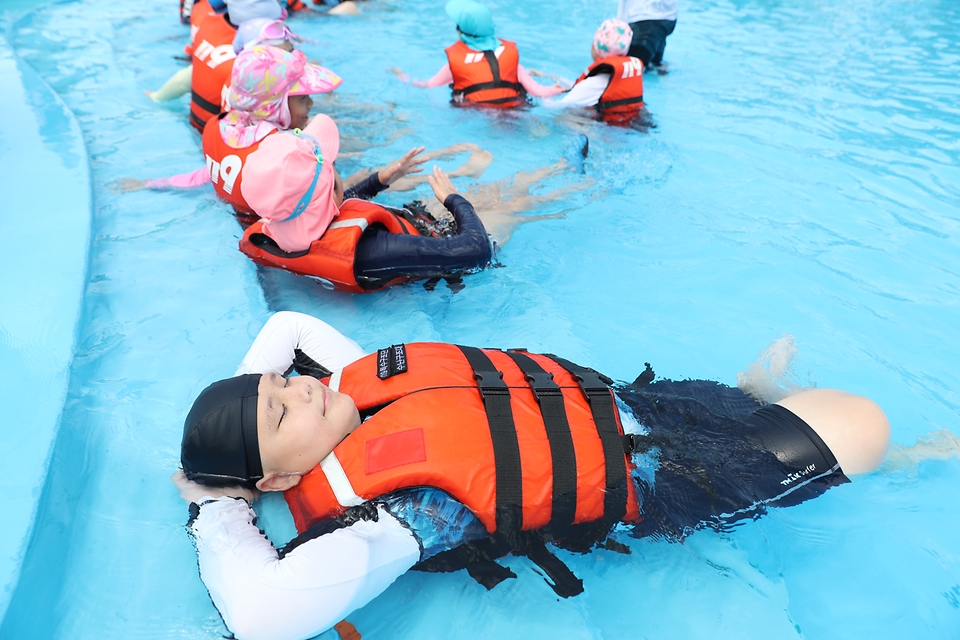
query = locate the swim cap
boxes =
[233,18,299,54]
[224,0,283,25]
[593,19,633,58]
[445,0,498,52]
[181,374,263,489]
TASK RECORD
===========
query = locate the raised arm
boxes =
[185,492,420,640]
[235,311,366,377]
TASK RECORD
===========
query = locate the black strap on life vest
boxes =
[454,49,525,100]
[543,355,628,524]
[598,95,645,111]
[457,346,523,535]
[191,89,221,116]
[504,351,578,529]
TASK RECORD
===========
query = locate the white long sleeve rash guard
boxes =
[188,312,421,640]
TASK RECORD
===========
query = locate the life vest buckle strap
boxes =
[473,369,508,395]
[522,371,560,404]
[621,433,640,454]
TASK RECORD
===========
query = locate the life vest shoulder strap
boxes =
[581,56,645,113]
[446,39,524,101]
[542,354,629,524]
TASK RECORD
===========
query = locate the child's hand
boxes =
[172,470,258,505]
[378,146,427,186]
[387,67,410,83]
[106,177,148,193]
[427,166,459,204]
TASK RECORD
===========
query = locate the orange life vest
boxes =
[238,199,421,292]
[190,12,237,131]
[201,116,274,214]
[180,0,209,25]
[284,343,641,537]
[574,56,645,123]
[445,39,525,108]
[183,0,216,55]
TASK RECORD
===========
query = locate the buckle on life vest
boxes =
[473,369,508,395]
[621,433,641,454]
[523,370,562,403]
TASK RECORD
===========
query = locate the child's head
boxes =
[224,0,284,25]
[233,18,299,54]
[225,45,341,134]
[242,114,344,252]
[592,19,633,61]
[445,0,498,51]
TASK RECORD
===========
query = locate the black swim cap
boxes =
[181,374,263,490]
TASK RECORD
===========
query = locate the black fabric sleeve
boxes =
[343,173,387,201]
[353,194,492,285]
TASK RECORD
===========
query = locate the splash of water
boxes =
[736,334,809,405]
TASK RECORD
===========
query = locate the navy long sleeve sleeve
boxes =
[353,194,492,284]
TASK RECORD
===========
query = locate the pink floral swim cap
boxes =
[221,45,342,148]
[593,19,633,58]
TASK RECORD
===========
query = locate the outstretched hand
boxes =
[387,67,410,83]
[378,146,427,186]
[427,166,459,205]
[106,177,148,193]
[172,470,258,505]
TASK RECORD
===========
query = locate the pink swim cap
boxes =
[241,114,341,253]
[593,19,633,58]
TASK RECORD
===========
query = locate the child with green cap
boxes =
[406,0,566,108]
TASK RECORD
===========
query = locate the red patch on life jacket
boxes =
[365,429,426,475]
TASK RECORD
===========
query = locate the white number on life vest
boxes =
[205,153,243,194]
[621,58,644,79]
[463,46,504,64]
[194,39,236,69]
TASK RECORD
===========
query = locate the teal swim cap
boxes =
[445,0,499,52]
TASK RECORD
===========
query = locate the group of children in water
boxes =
[119,0,677,291]
[136,2,950,639]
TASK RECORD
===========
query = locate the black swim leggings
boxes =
[353,194,492,286]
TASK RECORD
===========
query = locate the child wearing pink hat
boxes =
[542,19,646,124]
[239,113,494,290]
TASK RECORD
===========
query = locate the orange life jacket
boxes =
[190,12,237,131]
[445,39,525,108]
[201,116,274,214]
[183,0,216,55]
[238,199,421,292]
[180,0,209,25]
[284,343,641,538]
[574,56,645,123]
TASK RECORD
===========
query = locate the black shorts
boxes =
[627,19,676,67]
[617,379,849,540]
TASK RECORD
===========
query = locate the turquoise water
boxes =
[1,0,959,637]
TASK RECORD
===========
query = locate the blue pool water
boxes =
[2,0,959,637]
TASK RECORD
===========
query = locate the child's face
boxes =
[287,94,313,130]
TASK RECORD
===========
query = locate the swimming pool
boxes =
[1,0,959,637]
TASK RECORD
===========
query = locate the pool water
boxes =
[2,0,959,637]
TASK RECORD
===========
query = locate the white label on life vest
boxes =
[205,153,242,194]
[494,45,504,59]
[205,154,219,184]
[219,155,242,194]
[194,39,236,69]
[621,57,644,79]
[464,52,484,64]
